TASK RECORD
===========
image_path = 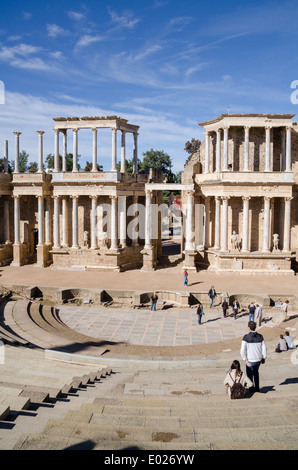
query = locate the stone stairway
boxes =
[12,348,298,450]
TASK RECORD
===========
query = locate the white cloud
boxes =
[67,11,85,21]
[47,24,69,38]
[76,34,104,48]
[108,8,140,29]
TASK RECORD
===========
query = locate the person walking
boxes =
[208,285,217,308]
[240,321,267,393]
[282,300,289,322]
[256,304,262,327]
[232,299,240,320]
[223,359,253,398]
[150,292,158,311]
[222,299,229,318]
[248,302,256,322]
[196,301,204,325]
[183,269,188,286]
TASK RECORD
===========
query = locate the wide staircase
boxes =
[0,295,297,450]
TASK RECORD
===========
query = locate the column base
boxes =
[141,245,156,271]
[36,244,52,267]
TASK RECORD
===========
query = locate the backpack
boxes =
[229,372,246,399]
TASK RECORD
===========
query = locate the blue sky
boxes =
[0,0,298,172]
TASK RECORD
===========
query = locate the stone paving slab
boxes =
[57,304,279,347]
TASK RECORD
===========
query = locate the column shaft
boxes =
[72,129,78,172]
[37,131,44,173]
[13,196,20,244]
[119,195,127,247]
[145,191,153,248]
[185,191,195,251]
[242,196,250,252]
[62,197,68,247]
[4,199,10,243]
[215,130,221,172]
[90,196,98,249]
[286,127,292,172]
[283,197,292,251]
[13,132,21,173]
[214,196,220,249]
[262,197,271,252]
[112,129,117,171]
[220,196,229,251]
[92,128,98,172]
[265,127,271,171]
[204,131,209,173]
[223,127,229,171]
[53,196,60,249]
[72,196,79,248]
[244,126,250,171]
[133,133,138,174]
[54,130,60,172]
[62,130,67,172]
[38,196,44,245]
[110,196,118,249]
[121,131,126,173]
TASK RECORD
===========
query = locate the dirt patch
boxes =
[152,432,180,443]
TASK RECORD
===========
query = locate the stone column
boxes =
[45,198,51,244]
[54,129,60,172]
[223,126,229,171]
[131,195,139,246]
[204,131,210,173]
[121,131,126,173]
[53,196,60,249]
[90,195,98,249]
[111,128,117,171]
[214,196,221,249]
[283,197,293,252]
[185,190,195,251]
[110,195,119,249]
[133,132,138,174]
[265,126,271,171]
[204,196,210,249]
[37,196,44,245]
[119,195,127,248]
[71,196,79,248]
[4,199,10,243]
[61,197,69,247]
[145,190,153,248]
[37,131,44,173]
[220,196,229,251]
[215,130,221,173]
[285,126,292,172]
[244,126,250,171]
[72,129,79,172]
[242,196,251,252]
[281,130,286,172]
[13,195,20,244]
[13,132,21,173]
[4,140,8,173]
[62,130,67,172]
[262,196,271,252]
[92,128,98,172]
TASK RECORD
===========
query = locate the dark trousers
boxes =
[246,361,261,391]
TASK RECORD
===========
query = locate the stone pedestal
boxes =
[11,243,26,266]
[36,244,51,268]
[183,249,197,270]
[141,246,156,271]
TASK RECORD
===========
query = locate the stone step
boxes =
[0,404,10,420]
[0,394,30,411]
[14,417,298,450]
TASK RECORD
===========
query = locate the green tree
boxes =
[184,138,201,157]
[116,158,141,173]
[84,161,103,172]
[140,149,173,179]
[45,153,80,171]
[28,161,38,173]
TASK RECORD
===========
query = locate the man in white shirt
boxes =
[240,321,267,392]
[256,304,262,327]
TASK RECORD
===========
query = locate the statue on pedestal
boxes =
[273,233,279,251]
[231,231,240,251]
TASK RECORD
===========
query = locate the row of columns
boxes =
[9,128,139,174]
[54,127,139,173]
[204,195,293,253]
[205,126,292,173]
